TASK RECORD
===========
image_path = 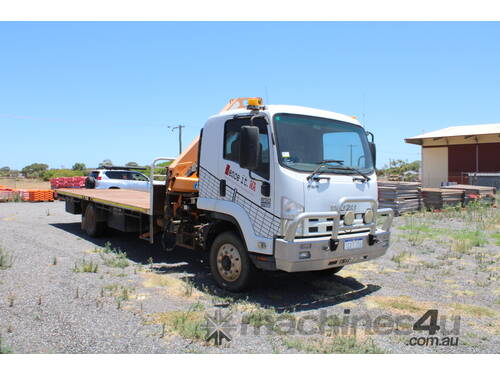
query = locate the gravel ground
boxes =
[0,201,498,354]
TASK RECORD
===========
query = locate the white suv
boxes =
[86,169,153,192]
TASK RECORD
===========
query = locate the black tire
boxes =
[85,176,96,189]
[82,204,106,237]
[209,231,255,292]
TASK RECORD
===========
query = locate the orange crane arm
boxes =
[167,97,263,194]
[167,136,199,193]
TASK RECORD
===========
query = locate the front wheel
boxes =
[209,232,255,292]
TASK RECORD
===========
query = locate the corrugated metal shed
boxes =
[405,124,500,145]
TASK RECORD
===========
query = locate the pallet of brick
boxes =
[378,182,421,215]
[421,188,463,210]
[51,176,86,189]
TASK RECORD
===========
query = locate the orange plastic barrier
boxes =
[28,189,54,202]
[0,187,55,202]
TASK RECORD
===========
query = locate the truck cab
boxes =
[191,98,393,289]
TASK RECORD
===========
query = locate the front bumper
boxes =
[274,198,393,273]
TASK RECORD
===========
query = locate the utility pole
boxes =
[168,125,185,154]
[347,144,358,166]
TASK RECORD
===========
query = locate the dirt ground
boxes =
[0,178,51,190]
[0,200,498,354]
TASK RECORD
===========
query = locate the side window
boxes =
[223,121,241,163]
[223,118,270,180]
[131,172,148,181]
[105,171,128,180]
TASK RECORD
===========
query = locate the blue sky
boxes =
[1,22,499,170]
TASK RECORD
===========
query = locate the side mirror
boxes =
[365,131,376,168]
[239,125,260,170]
[369,142,376,168]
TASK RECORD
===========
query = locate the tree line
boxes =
[0,160,147,180]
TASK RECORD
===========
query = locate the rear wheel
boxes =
[209,232,254,292]
[85,176,96,189]
[82,204,106,237]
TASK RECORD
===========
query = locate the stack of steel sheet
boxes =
[421,188,463,209]
[378,182,421,215]
[441,184,496,205]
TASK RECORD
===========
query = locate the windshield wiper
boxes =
[306,160,344,181]
[328,166,371,182]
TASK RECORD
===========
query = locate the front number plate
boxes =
[344,238,363,250]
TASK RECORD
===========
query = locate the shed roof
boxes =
[405,124,500,145]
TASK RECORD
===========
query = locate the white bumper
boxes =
[274,198,393,272]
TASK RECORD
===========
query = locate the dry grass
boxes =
[450,303,497,318]
[147,302,206,341]
[141,273,204,299]
[282,335,384,354]
[365,295,428,314]
[0,178,50,190]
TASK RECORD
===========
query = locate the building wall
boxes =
[447,143,500,183]
[422,147,448,187]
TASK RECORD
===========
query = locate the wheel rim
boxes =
[216,243,242,282]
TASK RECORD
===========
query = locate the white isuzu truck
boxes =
[57,97,393,291]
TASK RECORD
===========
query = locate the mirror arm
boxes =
[248,170,266,183]
[250,113,267,127]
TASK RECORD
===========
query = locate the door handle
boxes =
[219,179,226,197]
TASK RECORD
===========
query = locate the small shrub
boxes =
[73,259,98,273]
[0,249,13,270]
[241,307,278,328]
[391,251,412,267]
[182,274,194,297]
[452,230,487,247]
[451,239,472,255]
[98,242,129,269]
[0,247,14,270]
[491,232,500,246]
[150,303,206,341]
[0,335,13,354]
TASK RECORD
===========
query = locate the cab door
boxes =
[217,117,277,239]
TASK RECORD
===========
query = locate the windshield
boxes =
[273,113,374,174]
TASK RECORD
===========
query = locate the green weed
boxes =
[0,246,14,270]
[72,259,98,273]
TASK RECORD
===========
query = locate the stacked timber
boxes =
[378,182,421,215]
[421,188,463,209]
[441,184,496,205]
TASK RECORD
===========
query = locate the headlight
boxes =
[281,197,304,219]
[343,210,355,225]
[363,209,374,224]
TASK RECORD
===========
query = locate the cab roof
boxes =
[211,104,362,127]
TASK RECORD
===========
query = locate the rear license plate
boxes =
[344,238,363,250]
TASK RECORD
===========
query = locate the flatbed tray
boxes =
[56,188,150,214]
